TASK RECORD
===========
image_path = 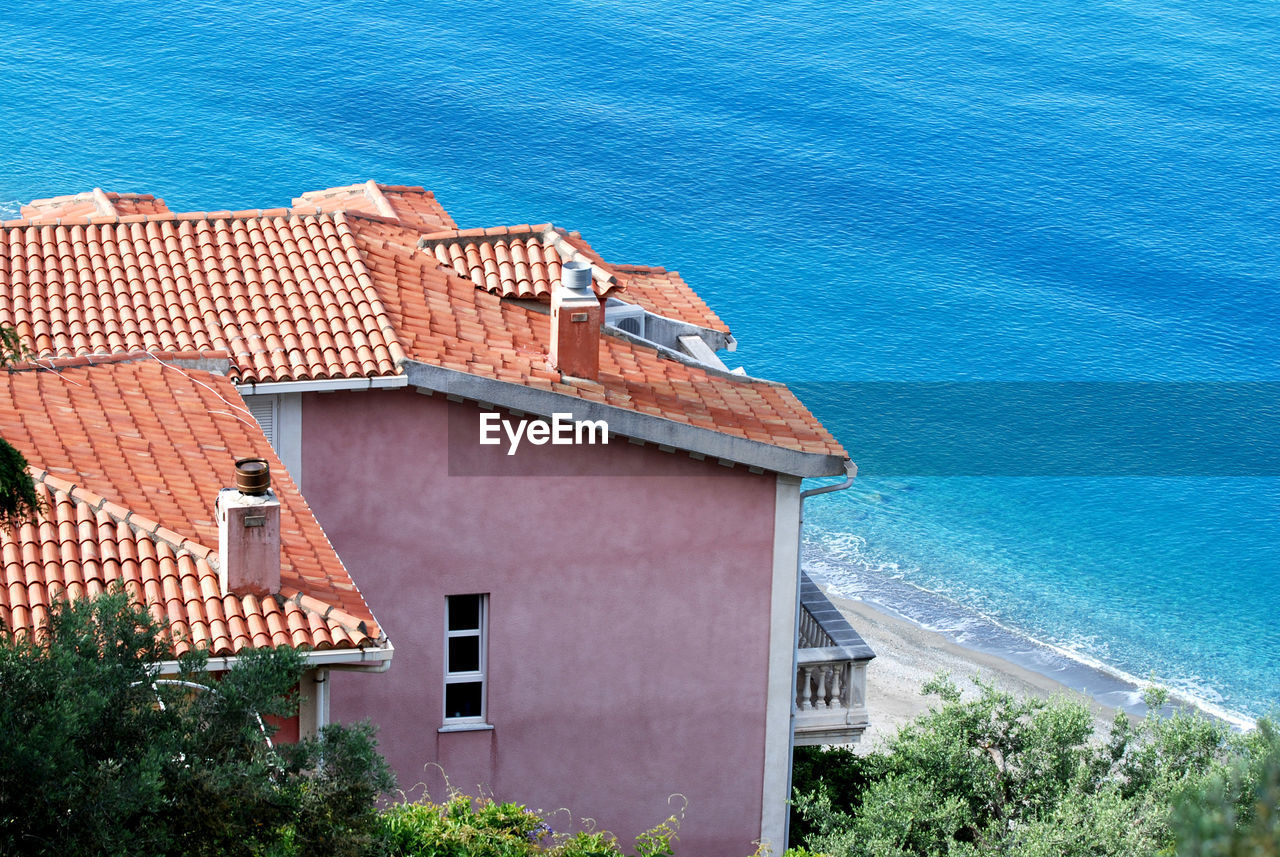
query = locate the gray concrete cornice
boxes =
[400,358,848,478]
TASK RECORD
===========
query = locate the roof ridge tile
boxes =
[30,470,216,561]
[418,223,554,245]
[334,210,407,227]
[331,215,409,368]
[537,226,619,287]
[3,209,338,229]
[91,188,117,217]
[8,349,231,374]
[613,263,669,274]
[361,180,398,219]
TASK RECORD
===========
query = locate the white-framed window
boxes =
[443,594,487,724]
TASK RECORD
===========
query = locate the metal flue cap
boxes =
[562,259,593,293]
[234,458,271,495]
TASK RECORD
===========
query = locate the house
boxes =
[0,351,393,742]
[0,184,874,856]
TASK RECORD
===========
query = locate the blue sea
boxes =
[3,1,1277,723]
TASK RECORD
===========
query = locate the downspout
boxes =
[314,668,330,733]
[785,458,856,849]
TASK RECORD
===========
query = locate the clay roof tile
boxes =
[0,357,384,656]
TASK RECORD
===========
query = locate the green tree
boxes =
[0,587,394,857]
[792,675,1275,857]
[1171,718,1280,857]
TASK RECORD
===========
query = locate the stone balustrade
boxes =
[794,573,875,746]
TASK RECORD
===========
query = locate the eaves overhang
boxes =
[149,639,395,677]
[237,375,409,395]
[400,358,848,478]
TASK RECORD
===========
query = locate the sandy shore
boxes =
[826,591,1119,750]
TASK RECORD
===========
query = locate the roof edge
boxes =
[281,591,378,642]
[400,359,848,477]
[2,207,314,230]
[149,638,395,676]
[29,470,385,645]
[237,374,408,395]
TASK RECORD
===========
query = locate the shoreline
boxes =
[827,592,1117,748]
[825,590,1236,749]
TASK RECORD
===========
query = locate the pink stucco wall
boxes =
[302,389,780,857]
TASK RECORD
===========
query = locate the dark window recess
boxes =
[449,595,481,631]
[445,682,483,719]
[448,636,480,673]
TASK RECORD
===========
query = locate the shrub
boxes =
[377,792,687,857]
[791,674,1277,857]
[0,587,393,857]
[1171,718,1280,857]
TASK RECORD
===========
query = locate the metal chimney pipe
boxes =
[562,259,593,293]
[235,458,270,495]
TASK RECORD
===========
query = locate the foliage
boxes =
[379,795,553,857]
[377,792,686,857]
[0,324,40,531]
[0,437,39,531]
[791,674,1278,857]
[0,587,394,857]
[0,326,28,367]
[1170,718,1280,857]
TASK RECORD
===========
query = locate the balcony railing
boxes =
[795,573,875,746]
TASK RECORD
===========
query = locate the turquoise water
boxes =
[2,1,1276,719]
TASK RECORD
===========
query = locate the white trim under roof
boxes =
[150,641,395,677]
[236,375,409,395]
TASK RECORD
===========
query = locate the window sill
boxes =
[438,722,495,733]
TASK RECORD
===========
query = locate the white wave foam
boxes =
[806,548,1259,732]
[1027,634,1256,731]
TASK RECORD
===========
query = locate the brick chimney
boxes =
[550,259,602,381]
[216,458,281,596]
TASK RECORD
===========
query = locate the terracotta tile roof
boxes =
[418,224,730,333]
[611,264,730,334]
[21,189,172,223]
[0,212,403,383]
[349,217,846,458]
[419,224,623,302]
[1,187,845,464]
[0,353,381,656]
[293,182,456,231]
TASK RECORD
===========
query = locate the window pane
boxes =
[445,682,483,719]
[448,595,481,631]
[448,636,480,673]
